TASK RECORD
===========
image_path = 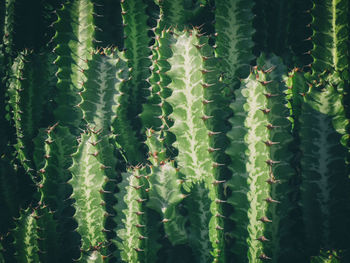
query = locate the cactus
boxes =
[214,0,255,91]
[80,48,144,164]
[6,51,55,176]
[69,129,117,260]
[0,1,350,263]
[299,73,350,256]
[52,0,96,130]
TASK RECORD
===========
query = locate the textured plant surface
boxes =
[0,1,349,263]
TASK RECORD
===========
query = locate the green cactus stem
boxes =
[113,166,149,262]
[310,0,349,74]
[226,54,294,262]
[166,28,225,262]
[52,0,96,130]
[69,129,116,260]
[146,161,187,245]
[33,125,76,219]
[6,51,55,177]
[12,205,59,263]
[120,0,151,132]
[299,73,350,256]
[155,0,205,30]
[215,0,255,92]
[80,48,144,164]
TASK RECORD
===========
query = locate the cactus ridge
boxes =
[215,0,255,91]
[146,161,187,245]
[156,0,204,31]
[165,28,225,261]
[299,75,350,254]
[120,0,151,129]
[6,51,54,177]
[113,166,149,262]
[80,48,144,164]
[12,205,60,263]
[226,54,295,262]
[69,129,116,259]
[52,0,96,130]
[33,125,76,219]
[310,0,349,73]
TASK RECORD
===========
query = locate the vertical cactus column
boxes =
[120,0,151,135]
[165,29,225,262]
[155,0,204,30]
[33,125,78,261]
[214,0,255,92]
[140,18,176,159]
[6,51,55,177]
[310,0,349,74]
[52,0,96,130]
[12,205,59,263]
[80,48,144,164]
[226,55,294,262]
[113,166,149,262]
[299,73,350,256]
[69,129,117,261]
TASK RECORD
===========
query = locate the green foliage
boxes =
[0,1,349,263]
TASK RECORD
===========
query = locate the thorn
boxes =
[89,140,101,146]
[132,184,143,190]
[89,151,99,157]
[201,69,213,74]
[201,115,213,121]
[260,108,271,114]
[193,43,205,49]
[202,99,213,104]
[265,123,278,130]
[259,80,273,86]
[201,83,215,88]
[264,93,279,99]
[263,66,276,73]
[257,236,269,242]
[99,189,112,194]
[259,253,271,260]
[212,180,225,185]
[265,197,280,203]
[135,224,145,228]
[263,140,279,146]
[215,225,224,230]
[215,213,225,218]
[259,216,272,223]
[265,159,280,166]
[215,199,226,203]
[208,131,221,136]
[266,177,281,184]
[208,147,220,153]
[162,218,170,223]
[100,165,111,170]
[134,211,144,216]
[212,162,224,168]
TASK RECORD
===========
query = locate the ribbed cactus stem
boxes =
[52,0,96,130]
[69,129,116,259]
[113,166,148,262]
[226,54,293,262]
[166,28,225,262]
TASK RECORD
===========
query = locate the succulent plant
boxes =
[0,0,349,263]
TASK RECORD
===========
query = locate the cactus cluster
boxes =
[0,0,349,263]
